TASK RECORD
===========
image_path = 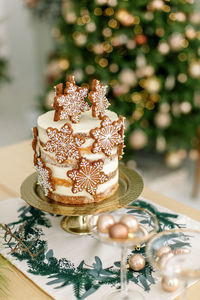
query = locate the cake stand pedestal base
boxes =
[61,216,91,235]
[20,165,143,235]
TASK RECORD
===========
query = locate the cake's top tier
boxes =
[38,109,118,144]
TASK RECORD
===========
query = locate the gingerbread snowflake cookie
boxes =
[44,123,85,163]
[117,116,125,160]
[90,116,124,158]
[53,75,90,123]
[67,158,108,195]
[32,126,40,165]
[35,157,55,197]
[89,79,110,119]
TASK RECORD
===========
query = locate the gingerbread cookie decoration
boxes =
[44,123,85,163]
[35,157,55,197]
[67,158,108,195]
[90,116,123,157]
[32,126,39,165]
[88,79,110,119]
[53,75,90,123]
[117,116,125,160]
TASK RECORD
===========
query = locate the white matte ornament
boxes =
[129,254,145,271]
[162,276,180,292]
[97,214,115,233]
[119,215,139,233]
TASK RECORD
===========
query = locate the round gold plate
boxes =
[20,164,143,235]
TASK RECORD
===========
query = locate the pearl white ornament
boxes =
[130,130,148,150]
[158,42,170,55]
[156,246,172,258]
[156,136,166,152]
[97,214,115,233]
[165,152,182,168]
[173,247,191,255]
[154,112,171,129]
[162,276,180,292]
[189,61,200,79]
[108,223,129,239]
[169,33,184,51]
[119,68,137,87]
[119,215,139,233]
[180,101,192,114]
[159,252,174,269]
[129,254,145,271]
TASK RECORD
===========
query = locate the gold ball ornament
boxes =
[189,61,200,79]
[116,9,134,26]
[97,214,115,234]
[129,254,145,271]
[156,246,171,258]
[130,130,148,150]
[162,276,180,292]
[119,215,139,233]
[119,68,137,87]
[108,223,129,239]
[169,33,184,51]
[144,76,161,93]
[154,112,171,129]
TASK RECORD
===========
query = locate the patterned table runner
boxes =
[0,197,199,300]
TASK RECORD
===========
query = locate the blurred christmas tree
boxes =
[26,0,200,165]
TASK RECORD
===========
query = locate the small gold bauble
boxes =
[129,254,145,271]
[97,214,115,234]
[156,246,172,258]
[119,215,139,233]
[159,252,174,269]
[173,247,191,255]
[108,223,129,239]
[162,276,180,292]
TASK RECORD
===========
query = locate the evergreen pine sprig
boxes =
[1,200,190,299]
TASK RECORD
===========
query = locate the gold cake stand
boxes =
[20,164,143,235]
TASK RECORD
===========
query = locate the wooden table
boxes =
[0,140,200,300]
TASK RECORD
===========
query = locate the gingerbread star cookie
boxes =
[35,157,55,197]
[67,158,108,195]
[53,75,90,123]
[88,79,110,119]
[90,116,124,157]
[44,123,85,164]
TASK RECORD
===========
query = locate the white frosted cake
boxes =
[32,76,124,204]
